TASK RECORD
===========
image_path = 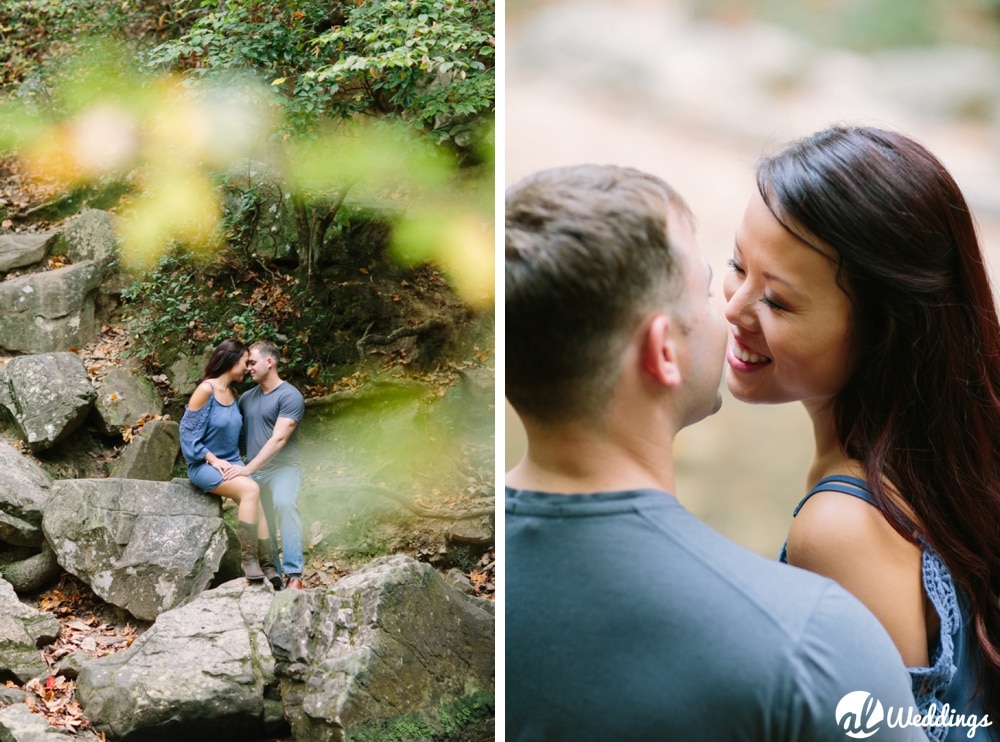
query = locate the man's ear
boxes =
[641,314,682,388]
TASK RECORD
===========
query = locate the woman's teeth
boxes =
[734,345,767,364]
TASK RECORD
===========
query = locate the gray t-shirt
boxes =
[506,487,927,742]
[238,381,304,472]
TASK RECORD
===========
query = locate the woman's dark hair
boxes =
[200,338,247,385]
[758,125,1000,715]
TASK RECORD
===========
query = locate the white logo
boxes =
[836,691,884,739]
[835,692,994,739]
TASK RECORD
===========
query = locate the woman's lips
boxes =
[727,338,771,372]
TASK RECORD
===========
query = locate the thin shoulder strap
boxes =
[780,475,878,563]
[791,474,875,516]
[186,380,218,413]
[790,475,875,515]
[791,474,922,541]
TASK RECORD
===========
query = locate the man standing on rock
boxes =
[238,340,306,590]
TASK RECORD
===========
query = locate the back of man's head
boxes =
[505,164,692,424]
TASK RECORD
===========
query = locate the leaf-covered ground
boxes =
[9,574,142,739]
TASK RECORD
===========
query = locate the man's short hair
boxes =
[250,340,281,364]
[506,164,693,423]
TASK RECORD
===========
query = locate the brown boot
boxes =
[237,521,264,582]
[258,538,282,590]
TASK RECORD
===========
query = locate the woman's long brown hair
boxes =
[760,125,1000,721]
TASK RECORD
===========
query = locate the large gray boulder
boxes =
[53,210,118,277]
[77,556,495,742]
[0,577,60,683]
[76,579,285,742]
[0,233,52,273]
[109,420,180,481]
[92,365,164,437]
[41,478,229,621]
[265,555,495,741]
[0,353,96,452]
[0,260,100,353]
[52,209,129,316]
[168,349,211,398]
[0,441,53,547]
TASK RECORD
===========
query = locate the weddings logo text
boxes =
[835,690,992,739]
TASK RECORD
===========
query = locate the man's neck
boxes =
[507,419,676,495]
[260,373,283,394]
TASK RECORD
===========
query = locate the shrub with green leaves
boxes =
[308,0,495,148]
[144,0,495,150]
[121,248,329,382]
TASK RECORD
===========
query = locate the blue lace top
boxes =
[780,475,989,741]
[178,390,243,466]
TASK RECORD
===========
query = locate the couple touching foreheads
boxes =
[179,339,306,591]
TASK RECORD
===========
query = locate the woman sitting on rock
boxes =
[179,338,278,587]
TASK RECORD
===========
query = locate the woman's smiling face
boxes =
[723,189,857,409]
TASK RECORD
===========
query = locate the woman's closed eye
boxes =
[760,295,787,311]
[729,258,789,311]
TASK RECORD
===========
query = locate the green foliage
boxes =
[144,1,330,78]
[142,0,349,134]
[120,248,331,382]
[118,217,448,389]
[138,0,494,292]
[310,0,495,147]
[1,0,494,366]
[349,691,494,742]
[120,250,213,359]
[144,0,495,151]
[352,714,434,742]
[437,692,494,739]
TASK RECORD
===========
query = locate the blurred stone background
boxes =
[505,0,1000,555]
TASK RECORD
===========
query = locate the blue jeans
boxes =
[254,466,303,577]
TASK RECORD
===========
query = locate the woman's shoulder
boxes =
[788,472,931,668]
[788,465,916,566]
[187,381,216,411]
[788,471,926,600]
[788,487,887,563]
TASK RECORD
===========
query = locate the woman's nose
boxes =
[724,283,756,329]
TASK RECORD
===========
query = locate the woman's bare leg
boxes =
[211,476,265,581]
[211,476,260,523]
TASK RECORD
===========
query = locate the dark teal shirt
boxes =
[238,381,304,472]
[506,487,926,742]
